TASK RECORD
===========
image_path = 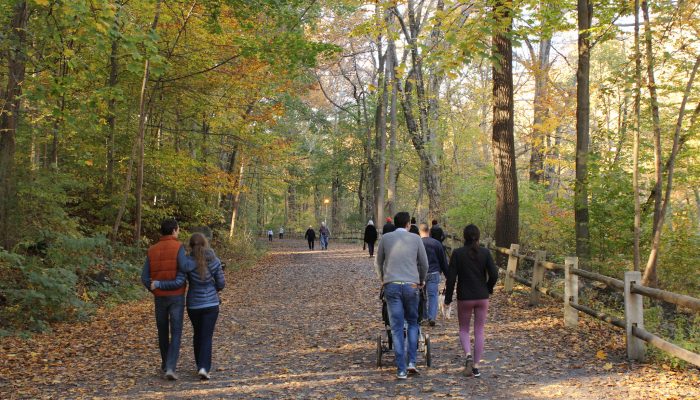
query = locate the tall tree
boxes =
[0,1,29,249]
[492,0,519,258]
[575,0,592,266]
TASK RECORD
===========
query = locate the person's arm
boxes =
[141,256,152,291]
[154,268,187,290]
[438,242,449,276]
[485,248,498,294]
[211,256,226,291]
[417,237,429,284]
[444,251,458,304]
[374,240,385,281]
[177,245,196,273]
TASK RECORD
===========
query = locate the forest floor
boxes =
[0,240,698,399]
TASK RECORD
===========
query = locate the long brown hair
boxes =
[189,233,210,279]
[463,224,480,260]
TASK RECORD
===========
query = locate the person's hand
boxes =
[150,281,157,291]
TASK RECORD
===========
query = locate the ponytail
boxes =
[463,224,481,260]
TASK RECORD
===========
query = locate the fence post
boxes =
[504,244,519,293]
[624,271,645,362]
[564,256,579,327]
[529,250,546,306]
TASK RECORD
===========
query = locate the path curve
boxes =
[1,240,698,399]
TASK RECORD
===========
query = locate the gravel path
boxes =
[2,240,698,399]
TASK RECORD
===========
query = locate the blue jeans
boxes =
[154,295,185,372]
[188,305,220,372]
[425,273,441,321]
[320,235,329,249]
[384,283,420,373]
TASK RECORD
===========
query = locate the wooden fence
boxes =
[442,235,700,367]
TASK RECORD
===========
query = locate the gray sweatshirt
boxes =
[375,228,429,285]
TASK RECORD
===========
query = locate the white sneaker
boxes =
[165,370,178,380]
[198,368,210,380]
[407,363,419,374]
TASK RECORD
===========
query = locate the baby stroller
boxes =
[375,286,432,367]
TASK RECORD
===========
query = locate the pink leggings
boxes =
[457,299,489,365]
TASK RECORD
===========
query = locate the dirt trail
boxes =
[1,240,698,399]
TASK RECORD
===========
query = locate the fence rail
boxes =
[442,234,700,368]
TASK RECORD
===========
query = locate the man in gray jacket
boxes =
[375,211,429,379]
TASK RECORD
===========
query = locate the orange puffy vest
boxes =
[148,236,186,297]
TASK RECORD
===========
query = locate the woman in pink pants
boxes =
[444,224,498,377]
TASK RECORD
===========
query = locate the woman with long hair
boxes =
[444,224,498,377]
[153,233,225,380]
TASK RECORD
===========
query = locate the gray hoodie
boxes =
[375,229,429,285]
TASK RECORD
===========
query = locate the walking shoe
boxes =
[407,363,419,374]
[198,368,210,380]
[429,320,436,327]
[165,370,178,381]
[463,355,473,377]
[472,368,481,377]
[396,371,408,380]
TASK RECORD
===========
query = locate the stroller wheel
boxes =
[376,334,383,367]
[424,334,432,367]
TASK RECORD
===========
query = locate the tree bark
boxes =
[133,0,162,244]
[528,37,551,184]
[386,33,399,217]
[0,1,29,250]
[642,57,700,287]
[632,0,642,271]
[374,6,388,225]
[492,0,519,264]
[229,157,246,238]
[105,6,121,193]
[575,0,592,267]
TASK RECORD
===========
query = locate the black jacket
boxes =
[304,228,316,241]
[429,225,445,242]
[382,223,395,234]
[445,246,498,303]
[364,225,378,243]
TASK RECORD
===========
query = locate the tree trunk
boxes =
[575,0,592,267]
[642,57,700,287]
[0,1,29,250]
[374,7,388,225]
[632,0,642,271]
[529,38,551,184]
[133,0,162,244]
[229,157,246,238]
[105,8,121,193]
[492,0,519,264]
[386,29,399,217]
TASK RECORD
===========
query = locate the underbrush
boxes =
[211,229,265,271]
[0,234,144,335]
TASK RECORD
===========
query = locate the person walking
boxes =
[319,222,330,250]
[430,219,446,243]
[152,233,225,380]
[363,220,378,258]
[444,224,498,378]
[382,217,395,234]
[267,229,273,242]
[409,217,419,235]
[375,211,429,379]
[279,226,284,239]
[140,218,195,380]
[304,226,316,250]
[419,223,448,326]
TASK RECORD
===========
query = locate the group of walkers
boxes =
[267,226,285,241]
[304,222,331,250]
[373,212,498,379]
[141,219,225,381]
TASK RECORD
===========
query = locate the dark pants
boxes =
[187,305,220,372]
[268,234,272,241]
[307,239,314,249]
[367,241,375,257]
[154,295,185,372]
[279,233,283,239]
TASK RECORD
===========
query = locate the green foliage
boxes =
[0,235,142,334]
[644,306,700,368]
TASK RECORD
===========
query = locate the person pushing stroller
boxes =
[375,212,429,379]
